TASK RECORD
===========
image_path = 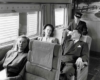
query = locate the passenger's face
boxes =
[71,30,81,40]
[17,38,28,51]
[44,26,52,37]
[74,16,79,23]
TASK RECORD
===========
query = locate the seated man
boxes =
[60,29,89,80]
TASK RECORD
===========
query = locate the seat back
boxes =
[25,40,61,80]
[80,35,92,50]
[54,28,66,45]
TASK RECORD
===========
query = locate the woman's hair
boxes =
[43,24,55,37]
[12,35,30,53]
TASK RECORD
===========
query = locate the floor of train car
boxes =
[88,54,100,80]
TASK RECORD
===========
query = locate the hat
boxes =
[75,12,82,18]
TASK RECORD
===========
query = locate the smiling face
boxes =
[71,30,81,40]
[17,37,28,52]
[44,26,52,37]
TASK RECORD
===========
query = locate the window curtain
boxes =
[40,4,55,36]
[50,4,55,27]
[66,4,72,25]
[41,4,55,25]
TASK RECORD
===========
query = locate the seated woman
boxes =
[0,35,30,80]
[60,29,89,80]
[38,24,58,44]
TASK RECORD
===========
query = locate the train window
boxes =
[27,11,40,37]
[0,13,19,45]
[55,8,65,27]
[54,4,68,28]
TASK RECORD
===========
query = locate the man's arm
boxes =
[81,43,89,62]
[75,43,89,68]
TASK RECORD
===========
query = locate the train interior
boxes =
[0,0,100,80]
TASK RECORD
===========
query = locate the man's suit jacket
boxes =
[68,20,88,35]
[62,39,89,63]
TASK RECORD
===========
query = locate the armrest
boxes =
[76,62,88,78]
[0,45,12,60]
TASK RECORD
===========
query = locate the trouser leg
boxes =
[60,64,75,80]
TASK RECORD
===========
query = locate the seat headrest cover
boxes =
[80,35,92,50]
[29,40,56,71]
[29,40,33,50]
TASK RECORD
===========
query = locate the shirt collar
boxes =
[73,39,79,44]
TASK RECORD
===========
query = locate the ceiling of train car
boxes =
[0,0,72,3]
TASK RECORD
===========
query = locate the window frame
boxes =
[0,4,41,48]
[27,10,41,38]
[54,4,68,28]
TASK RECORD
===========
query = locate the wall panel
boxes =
[0,0,72,3]
[0,4,40,13]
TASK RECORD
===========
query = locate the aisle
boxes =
[88,56,100,80]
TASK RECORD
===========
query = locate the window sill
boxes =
[0,41,14,48]
[0,35,39,49]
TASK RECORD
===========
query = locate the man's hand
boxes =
[67,31,72,36]
[75,57,84,69]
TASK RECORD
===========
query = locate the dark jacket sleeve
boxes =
[81,43,89,62]
[9,66,26,80]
